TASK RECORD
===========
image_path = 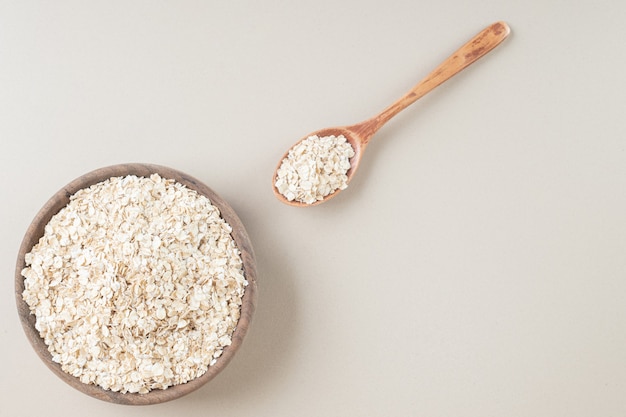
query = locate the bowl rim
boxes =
[15,163,258,405]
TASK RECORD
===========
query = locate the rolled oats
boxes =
[275,134,355,204]
[22,174,248,394]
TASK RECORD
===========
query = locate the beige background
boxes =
[1,1,625,416]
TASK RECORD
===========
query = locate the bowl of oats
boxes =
[15,163,257,405]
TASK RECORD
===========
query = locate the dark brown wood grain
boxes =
[272,21,510,207]
[15,163,258,405]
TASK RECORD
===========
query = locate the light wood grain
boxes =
[15,163,258,405]
[273,21,510,207]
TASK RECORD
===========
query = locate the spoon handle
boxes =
[358,21,510,140]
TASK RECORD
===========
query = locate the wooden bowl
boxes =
[15,163,258,405]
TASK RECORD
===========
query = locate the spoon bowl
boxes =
[273,21,510,207]
[271,125,367,207]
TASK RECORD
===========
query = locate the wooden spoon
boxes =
[272,21,510,206]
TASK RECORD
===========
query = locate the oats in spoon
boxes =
[274,134,355,204]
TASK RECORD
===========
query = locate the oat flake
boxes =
[21,174,247,394]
